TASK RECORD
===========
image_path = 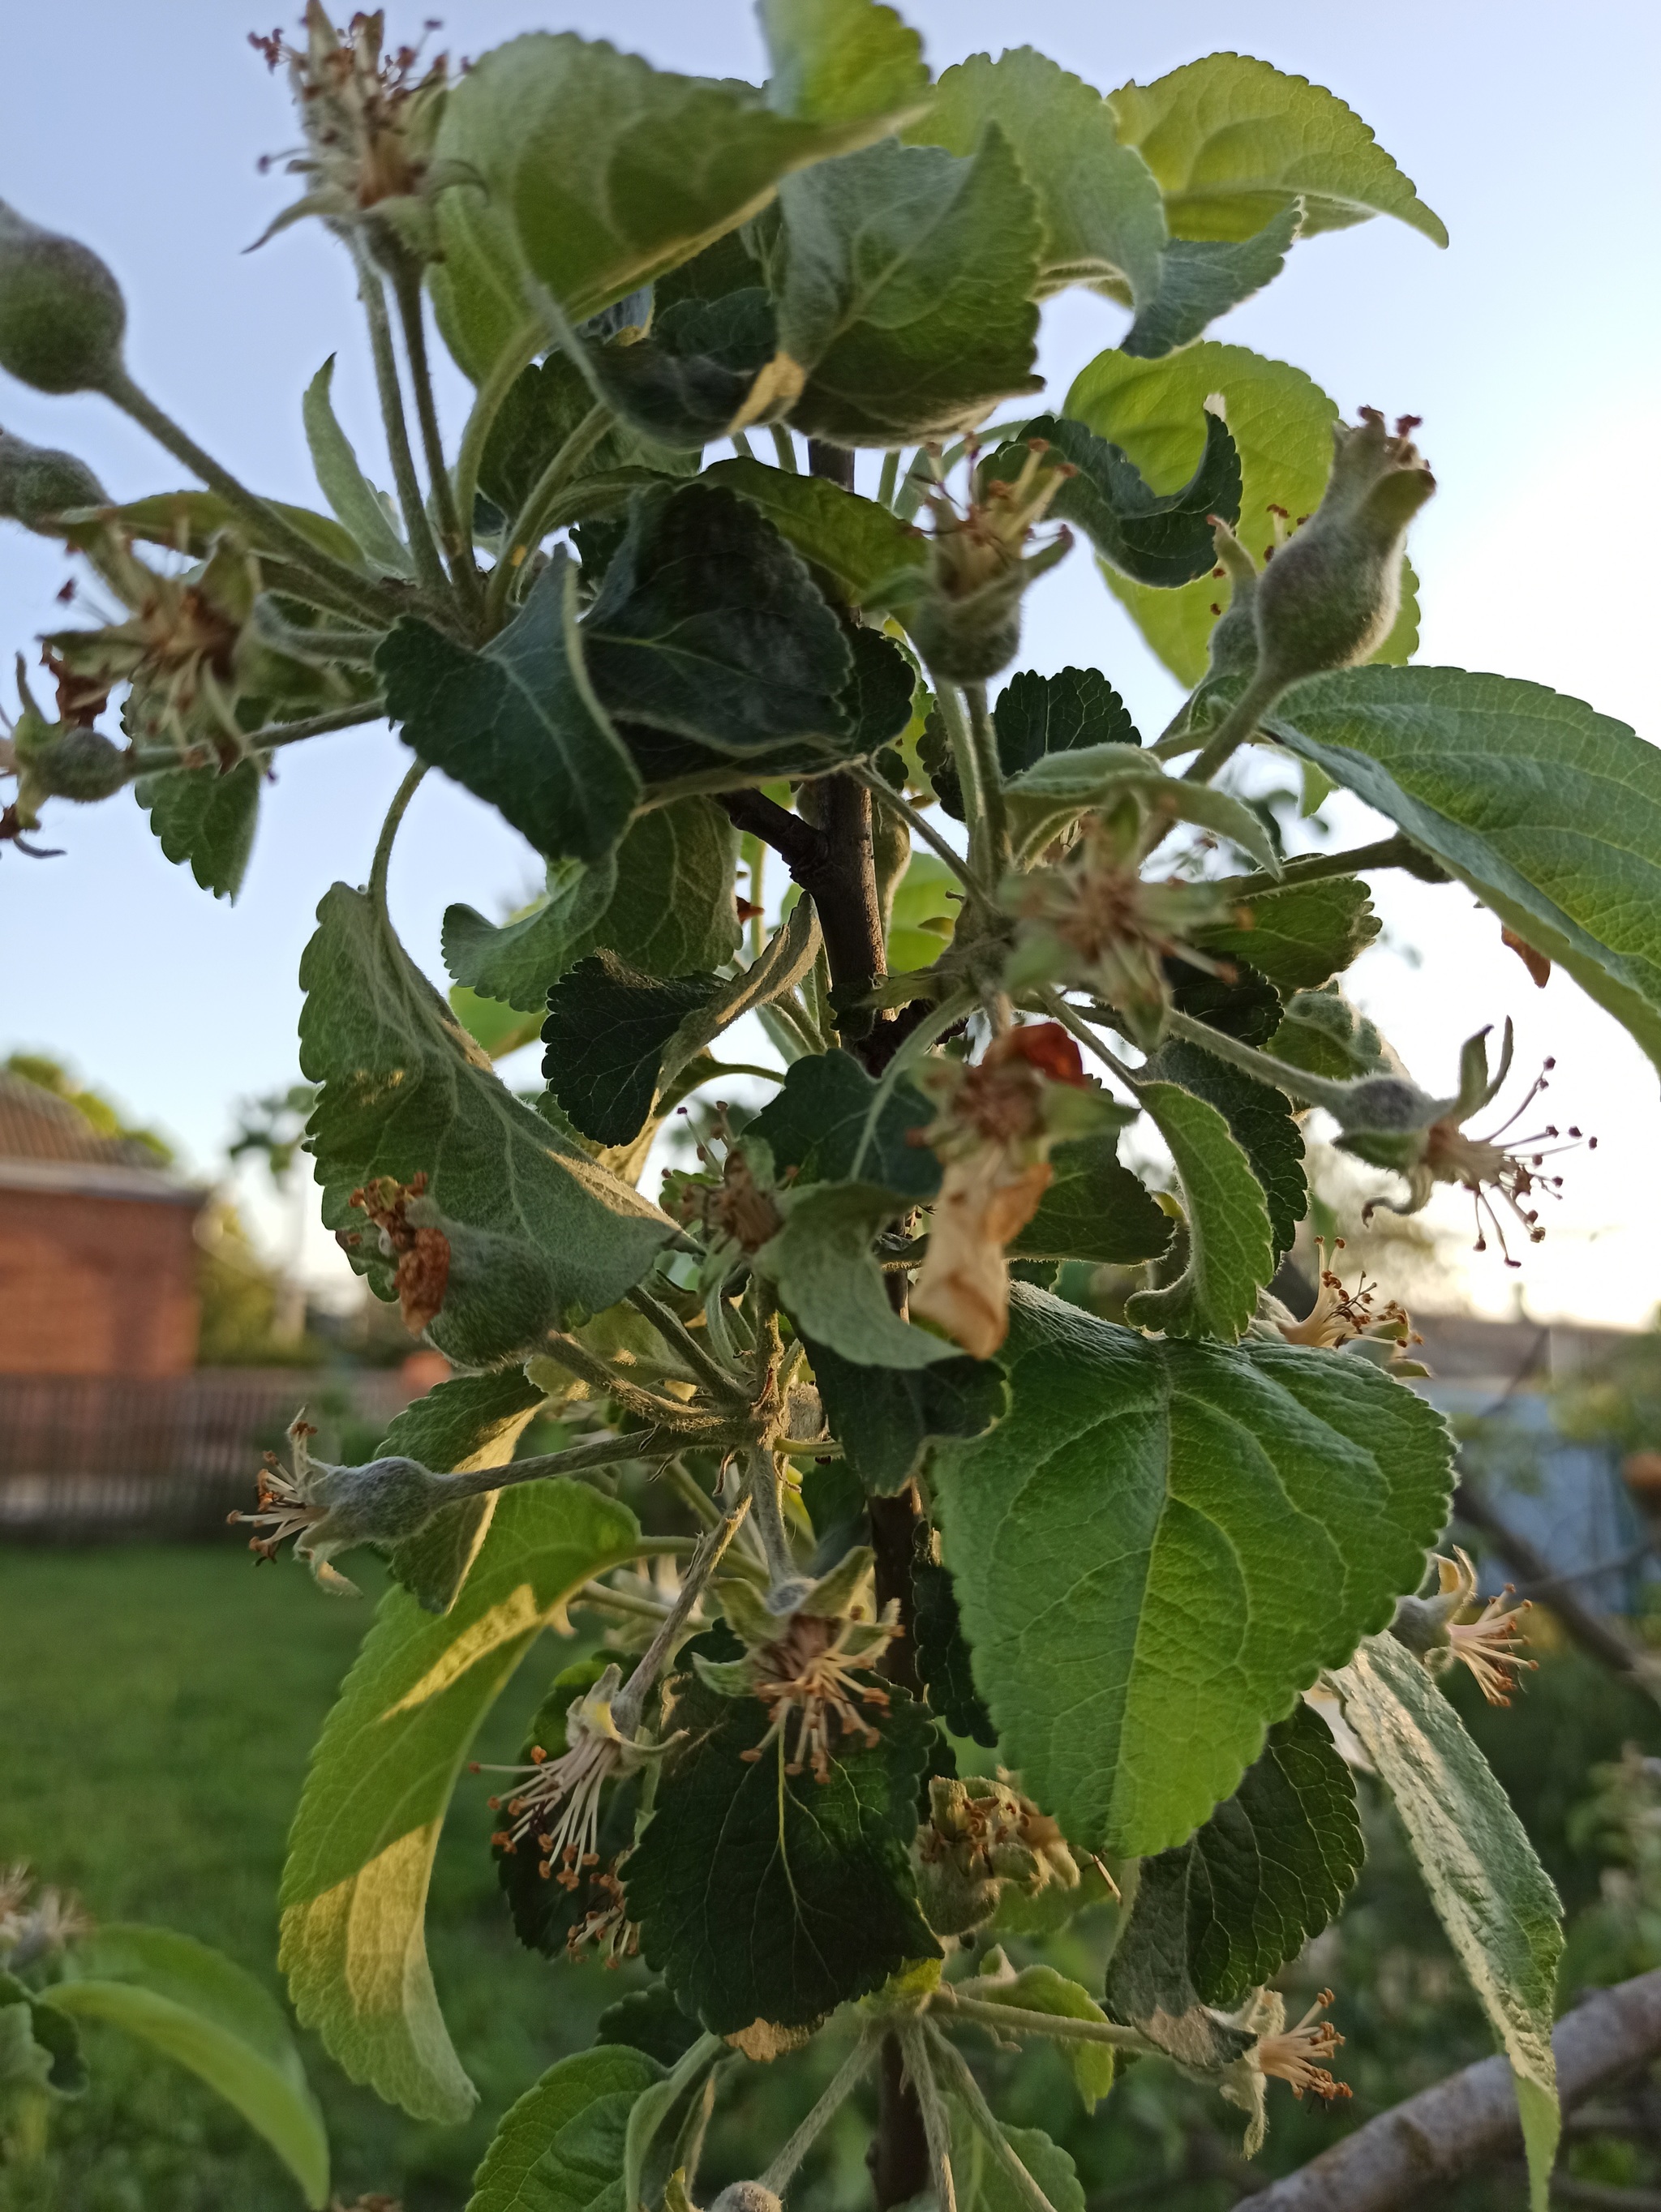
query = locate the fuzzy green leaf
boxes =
[52,1927,329,2206]
[760,0,930,131]
[746,1048,940,1201]
[969,1966,1118,2110]
[1105,1702,1363,2031]
[135,758,262,902]
[463,2042,663,2212]
[591,800,741,978]
[302,354,413,577]
[1267,980,1397,1086]
[762,1181,961,1369]
[443,856,622,1015]
[300,885,674,1327]
[906,46,1165,304]
[776,130,1044,444]
[807,1334,1008,1494]
[1011,1128,1174,1267]
[476,351,695,518]
[1002,747,1277,872]
[280,1481,642,2121]
[543,956,728,1146]
[933,1285,1453,1854]
[1334,1632,1563,2210]
[377,1372,547,1616]
[949,2103,1085,2212]
[1120,205,1302,359]
[1144,1044,1306,1264]
[1264,666,1661,1079]
[628,1665,940,2033]
[1194,874,1378,994]
[913,1556,998,1744]
[1123,1081,1276,1340]
[380,556,640,865]
[704,456,921,601]
[1109,54,1448,246]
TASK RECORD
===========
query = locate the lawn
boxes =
[0,1542,625,2212]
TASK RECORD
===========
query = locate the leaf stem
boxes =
[1182,667,1286,784]
[769,424,799,473]
[126,699,383,778]
[929,1992,1155,2053]
[1035,991,1143,1095]
[658,1456,724,1532]
[628,1284,752,1404]
[963,682,1011,878]
[450,319,542,554]
[611,1489,753,1738]
[850,765,998,920]
[391,258,483,616]
[486,401,614,632]
[368,758,428,908]
[747,1448,800,1596]
[444,1423,716,1501]
[897,2020,960,2212]
[1221,832,1446,896]
[351,246,449,593]
[760,2033,879,2193]
[540,1327,735,1430]
[877,449,900,509]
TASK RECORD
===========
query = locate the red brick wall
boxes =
[0,1190,200,1376]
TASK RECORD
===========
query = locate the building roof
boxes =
[0,1073,201,1204]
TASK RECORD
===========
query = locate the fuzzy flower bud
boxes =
[1390,1547,1536,1704]
[916,1775,1081,1936]
[0,202,127,395]
[227,1410,450,1593]
[710,2188,783,2212]
[3,658,128,828]
[0,429,106,534]
[904,440,1075,684]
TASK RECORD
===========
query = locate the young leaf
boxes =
[85,487,367,575]
[1009,1128,1174,1267]
[443,855,623,1014]
[1144,1043,1306,1263]
[590,799,741,978]
[463,2042,663,2212]
[704,455,922,602]
[377,1371,548,1616]
[379,555,641,864]
[135,757,262,902]
[1002,747,1277,871]
[1334,1631,1564,2210]
[1267,980,1398,1086]
[932,1284,1453,1854]
[1123,1081,1276,1340]
[985,407,1239,589]
[746,1048,940,1201]
[582,484,854,752]
[1192,875,1379,994]
[905,46,1165,304]
[1109,54,1448,246]
[948,2100,1085,2212]
[49,1926,330,2208]
[628,1664,940,2033]
[913,1554,998,1745]
[759,0,930,131]
[543,957,729,1146]
[761,1181,962,1369]
[1120,205,1303,360]
[1105,1701,1363,2032]
[301,354,412,577]
[775,130,1044,444]
[300,885,675,1326]
[968,1964,1117,2109]
[1264,665,1661,1078]
[807,1333,1009,1494]
[280,1481,643,2121]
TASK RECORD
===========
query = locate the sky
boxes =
[1,2,1658,1326]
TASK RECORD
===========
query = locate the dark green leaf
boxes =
[1124,1082,1275,1341]
[590,800,740,977]
[543,954,728,1146]
[595,1987,703,2068]
[985,408,1239,589]
[0,1969,84,2096]
[1105,1702,1363,2033]
[1010,1130,1173,1267]
[704,455,923,602]
[747,1048,939,1200]
[913,1557,997,1745]
[933,1285,1453,1854]
[775,131,1044,444]
[582,485,853,754]
[443,856,622,1015]
[557,288,779,449]
[1145,1042,1306,1264]
[806,1334,1008,1494]
[300,885,674,1327]
[995,667,1140,771]
[377,1372,547,1615]
[1120,206,1302,360]
[380,556,640,865]
[476,352,696,520]
[1193,874,1379,994]
[1168,955,1284,1047]
[628,1667,940,2033]
[135,757,262,902]
[762,1181,960,1370]
[463,2043,663,2212]
[1267,980,1397,1085]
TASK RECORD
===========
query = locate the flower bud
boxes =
[710,2188,783,2212]
[0,202,127,394]
[0,428,106,534]
[1203,518,1260,677]
[903,440,1075,684]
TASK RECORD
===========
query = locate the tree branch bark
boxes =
[1237,1970,1661,2210]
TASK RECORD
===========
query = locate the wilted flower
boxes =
[475,1665,666,1888]
[1267,1237,1423,1372]
[916,1774,1084,1935]
[343,1172,451,1331]
[899,439,1075,683]
[1219,1987,1350,2155]
[1393,1548,1535,1706]
[227,1410,449,1593]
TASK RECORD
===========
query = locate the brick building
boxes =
[0,1070,204,1376]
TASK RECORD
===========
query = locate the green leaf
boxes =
[949,2102,1085,2212]
[776,130,1044,444]
[704,455,922,602]
[806,1334,1008,1494]
[377,1372,548,1615]
[628,1664,940,2032]
[596,1987,704,2068]
[747,1048,939,1201]
[431,30,929,367]
[1334,1632,1563,2210]
[50,1926,329,2206]
[761,1181,961,1369]
[622,2030,723,2212]
[1193,874,1379,994]
[906,47,1165,304]
[933,1284,1453,1853]
[135,758,262,902]
[543,956,728,1146]
[463,2042,663,2212]
[1267,980,1397,1086]
[553,285,779,450]
[449,988,546,1063]
[1002,748,1277,872]
[1264,665,1661,1078]
[1066,342,1347,685]
[969,1966,1117,2110]
[913,1555,998,1744]
[443,855,623,1014]
[1124,1081,1276,1340]
[760,0,930,130]
[997,667,1140,769]
[1120,205,1302,359]
[1144,1043,1306,1263]
[583,484,853,753]
[1109,54,1448,246]
[477,350,696,518]
[887,849,961,971]
[591,800,740,978]
[84,488,367,575]
[380,555,641,864]
[300,884,675,1327]
[1010,1128,1174,1267]
[1105,1702,1363,2033]
[987,407,1239,589]
[0,1968,84,2095]
[301,354,413,577]
[280,1481,643,2120]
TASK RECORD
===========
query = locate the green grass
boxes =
[0,1543,627,2212]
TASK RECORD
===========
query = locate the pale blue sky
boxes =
[2,2,1657,1321]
